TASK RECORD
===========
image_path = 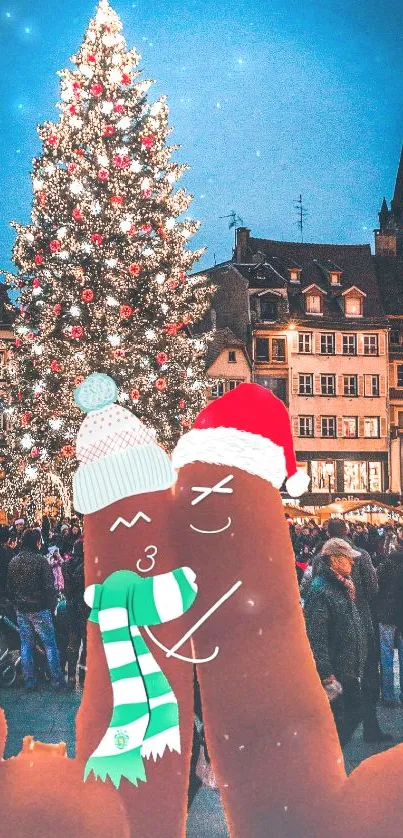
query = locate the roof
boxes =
[235,239,385,321]
[319,500,403,520]
[205,328,251,369]
[373,255,403,315]
[392,144,403,214]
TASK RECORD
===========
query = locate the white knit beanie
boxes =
[73,373,175,514]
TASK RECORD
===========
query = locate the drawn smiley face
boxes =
[185,470,234,535]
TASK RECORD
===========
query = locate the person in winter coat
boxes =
[304,538,366,746]
[47,546,64,594]
[0,527,16,601]
[62,539,88,689]
[7,529,63,690]
[376,550,403,705]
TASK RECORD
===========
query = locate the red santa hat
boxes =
[172,383,310,498]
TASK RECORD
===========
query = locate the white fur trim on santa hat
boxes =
[286,470,311,498]
[172,426,287,488]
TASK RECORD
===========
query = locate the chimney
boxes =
[235,227,250,263]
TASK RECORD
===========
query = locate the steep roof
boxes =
[237,239,384,321]
[373,255,403,315]
[392,145,403,214]
[205,328,251,369]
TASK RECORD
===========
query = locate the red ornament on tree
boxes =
[167,279,179,290]
[113,154,131,169]
[49,240,61,253]
[72,208,83,221]
[67,163,77,174]
[155,378,167,391]
[81,289,94,303]
[69,105,77,115]
[141,135,155,149]
[47,134,58,146]
[119,305,133,319]
[74,147,85,156]
[90,233,103,245]
[104,125,115,137]
[72,81,81,91]
[15,338,22,348]
[141,223,152,235]
[90,82,104,97]
[110,195,123,207]
[180,271,186,283]
[22,412,32,426]
[164,323,180,336]
[17,391,23,401]
[74,374,85,386]
[179,399,186,409]
[27,333,35,341]
[114,102,124,114]
[35,254,43,265]
[70,326,84,339]
[121,72,131,85]
[87,53,96,63]
[114,349,125,359]
[142,189,152,199]
[156,352,168,365]
[32,278,40,289]
[30,447,40,458]
[38,192,47,207]
[129,264,141,276]
[157,227,167,239]
[50,360,61,373]
[130,388,140,402]
[60,445,74,458]
[53,304,62,316]
[98,169,110,181]
[128,224,137,236]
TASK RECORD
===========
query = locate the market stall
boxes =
[315,500,403,525]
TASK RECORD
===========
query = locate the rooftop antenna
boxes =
[294,194,308,242]
[219,210,244,253]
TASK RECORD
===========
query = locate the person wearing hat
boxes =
[304,538,366,745]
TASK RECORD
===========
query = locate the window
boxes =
[298,332,312,353]
[299,374,313,395]
[344,461,382,493]
[255,338,269,362]
[390,329,401,346]
[311,460,335,492]
[228,379,242,390]
[321,375,335,395]
[289,269,301,283]
[398,411,403,429]
[320,333,335,354]
[228,350,236,363]
[363,335,378,355]
[365,375,379,397]
[306,294,322,314]
[211,381,225,399]
[344,295,363,317]
[397,365,403,387]
[321,416,336,437]
[260,298,278,321]
[364,417,380,438]
[330,272,341,285]
[272,338,286,362]
[299,416,314,437]
[342,417,358,438]
[343,375,357,396]
[342,334,357,355]
[255,376,287,403]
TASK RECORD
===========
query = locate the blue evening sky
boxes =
[0,0,402,272]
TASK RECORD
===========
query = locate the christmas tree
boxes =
[2,0,214,514]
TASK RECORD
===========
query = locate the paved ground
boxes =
[1,679,403,837]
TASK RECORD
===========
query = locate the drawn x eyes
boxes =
[191,475,234,506]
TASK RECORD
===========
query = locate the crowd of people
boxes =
[0,515,86,691]
[289,516,403,747]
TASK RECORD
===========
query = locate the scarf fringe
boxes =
[141,724,181,761]
[84,746,147,789]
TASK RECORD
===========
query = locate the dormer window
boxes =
[289,268,301,283]
[329,271,342,286]
[342,286,366,318]
[260,297,278,321]
[306,294,322,313]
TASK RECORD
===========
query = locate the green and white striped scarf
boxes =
[83,566,198,788]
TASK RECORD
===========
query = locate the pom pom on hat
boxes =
[73,373,175,514]
[172,383,310,497]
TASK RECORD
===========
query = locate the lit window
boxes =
[364,417,380,438]
[306,294,322,314]
[363,335,378,355]
[344,461,382,493]
[298,332,312,353]
[390,330,401,346]
[342,334,357,355]
[397,365,403,387]
[272,338,286,362]
[345,296,363,316]
[299,416,314,437]
[321,416,336,437]
[330,272,341,285]
[299,374,313,395]
[320,333,335,354]
[228,350,236,363]
[321,375,335,396]
[343,375,357,396]
[255,338,269,362]
[289,269,301,283]
[343,417,357,438]
[311,460,335,492]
